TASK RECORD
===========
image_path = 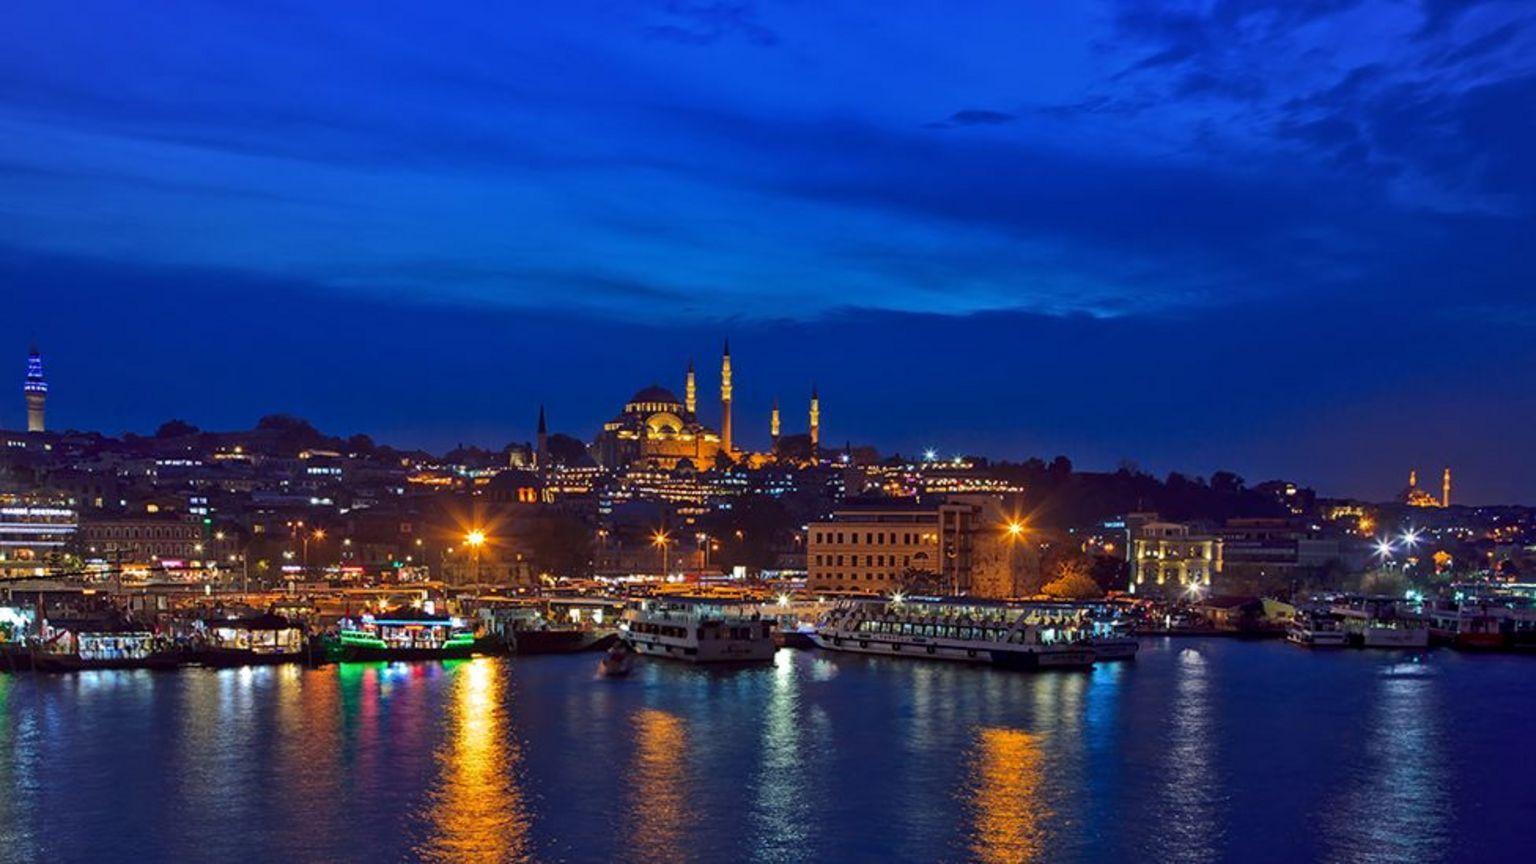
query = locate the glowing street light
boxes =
[465,529,487,584]
[1005,520,1025,539]
[1401,528,1421,548]
[652,529,672,577]
[923,448,937,462]
[1374,538,1396,559]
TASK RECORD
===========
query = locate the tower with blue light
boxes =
[23,346,46,433]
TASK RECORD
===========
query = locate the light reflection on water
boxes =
[0,642,1530,861]
[415,659,530,863]
[1156,647,1221,863]
[1325,659,1449,863]
[627,707,690,864]
[967,727,1047,863]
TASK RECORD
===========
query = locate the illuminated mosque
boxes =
[590,341,820,470]
[1401,468,1451,508]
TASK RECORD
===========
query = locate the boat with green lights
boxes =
[321,608,478,662]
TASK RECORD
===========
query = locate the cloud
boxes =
[643,1,779,46]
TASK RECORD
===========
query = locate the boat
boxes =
[598,641,636,677]
[1086,611,1140,661]
[811,598,1096,671]
[511,627,616,655]
[1331,600,1430,649]
[196,613,310,666]
[1287,611,1348,647]
[620,597,776,663]
[31,625,183,672]
[321,608,478,662]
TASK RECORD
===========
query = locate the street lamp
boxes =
[652,530,672,578]
[465,530,487,584]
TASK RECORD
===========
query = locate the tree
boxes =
[1041,553,1103,600]
[155,419,199,438]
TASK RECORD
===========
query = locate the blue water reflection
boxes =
[0,641,1529,861]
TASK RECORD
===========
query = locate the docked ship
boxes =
[811,598,1096,671]
[620,597,776,663]
[195,613,310,666]
[1286,610,1348,647]
[1330,600,1429,649]
[32,620,183,672]
[321,608,478,662]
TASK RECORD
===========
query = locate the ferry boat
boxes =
[1330,601,1429,649]
[1286,611,1348,647]
[321,608,478,662]
[620,597,776,663]
[811,598,1096,671]
[196,613,310,666]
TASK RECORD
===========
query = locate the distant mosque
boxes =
[1401,468,1451,508]
[584,341,821,470]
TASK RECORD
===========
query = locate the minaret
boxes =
[23,346,46,433]
[770,397,780,449]
[1408,469,1417,489]
[685,359,697,416]
[1442,467,1451,508]
[809,384,820,456]
[720,340,733,454]
[535,405,548,469]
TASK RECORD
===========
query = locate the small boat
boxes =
[598,642,636,677]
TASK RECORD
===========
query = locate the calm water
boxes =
[1,639,1533,863]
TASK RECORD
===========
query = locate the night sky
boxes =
[3,2,1534,503]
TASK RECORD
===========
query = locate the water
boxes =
[1,639,1532,863]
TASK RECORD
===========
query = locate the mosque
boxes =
[581,341,821,470]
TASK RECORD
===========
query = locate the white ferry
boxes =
[1287,611,1348,647]
[1331,601,1429,649]
[811,597,1096,671]
[620,597,776,663]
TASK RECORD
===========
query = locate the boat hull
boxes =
[1288,630,1348,647]
[811,633,1094,670]
[196,647,311,667]
[1360,627,1430,649]
[512,629,615,655]
[626,635,775,663]
[32,651,183,672]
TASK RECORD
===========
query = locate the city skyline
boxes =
[5,340,1471,508]
[5,2,1535,502]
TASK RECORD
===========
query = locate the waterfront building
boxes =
[24,346,47,433]
[0,498,77,578]
[807,495,1028,597]
[75,514,211,568]
[1128,520,1222,596]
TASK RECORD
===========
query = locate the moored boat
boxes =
[621,597,775,663]
[32,624,183,672]
[196,613,310,667]
[1286,611,1348,647]
[322,608,478,662]
[811,597,1096,671]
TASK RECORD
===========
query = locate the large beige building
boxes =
[807,495,1031,598]
[1128,520,1223,596]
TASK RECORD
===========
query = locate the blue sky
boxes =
[3,1,1535,502]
